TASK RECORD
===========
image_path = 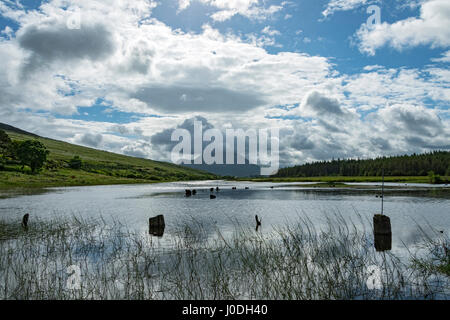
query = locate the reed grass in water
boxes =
[0,215,448,300]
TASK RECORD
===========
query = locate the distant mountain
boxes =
[184,163,261,177]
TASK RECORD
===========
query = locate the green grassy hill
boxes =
[0,123,216,189]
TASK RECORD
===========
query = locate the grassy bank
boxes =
[0,127,216,189]
[0,168,171,189]
[0,215,448,300]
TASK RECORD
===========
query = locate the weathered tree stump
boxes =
[255,215,262,231]
[149,215,165,237]
[255,215,261,226]
[22,214,29,229]
[373,214,392,251]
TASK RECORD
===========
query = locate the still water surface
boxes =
[0,180,449,257]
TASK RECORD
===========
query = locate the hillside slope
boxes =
[0,123,216,188]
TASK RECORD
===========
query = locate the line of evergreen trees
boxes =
[276,151,450,178]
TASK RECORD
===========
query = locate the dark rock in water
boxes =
[192,189,197,195]
[210,188,214,192]
[232,187,237,190]
[22,214,29,228]
[210,194,216,199]
[245,187,250,190]
[149,215,165,237]
[373,214,392,251]
[185,189,192,197]
[216,187,220,192]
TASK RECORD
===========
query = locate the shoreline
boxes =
[1,174,449,192]
[0,170,216,190]
[234,176,449,184]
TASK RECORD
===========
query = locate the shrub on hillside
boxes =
[69,156,83,169]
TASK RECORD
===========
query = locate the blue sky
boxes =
[0,0,449,167]
[151,1,440,72]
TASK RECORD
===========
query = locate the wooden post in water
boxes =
[22,213,29,229]
[255,215,262,231]
[373,214,392,251]
[373,168,392,251]
[381,167,384,215]
[149,215,165,237]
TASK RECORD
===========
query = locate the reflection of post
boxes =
[149,215,165,237]
[373,214,392,251]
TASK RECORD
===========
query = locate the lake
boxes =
[0,180,449,257]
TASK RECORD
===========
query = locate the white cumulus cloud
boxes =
[355,0,450,55]
[322,0,378,17]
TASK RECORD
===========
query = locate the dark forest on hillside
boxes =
[276,151,450,178]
